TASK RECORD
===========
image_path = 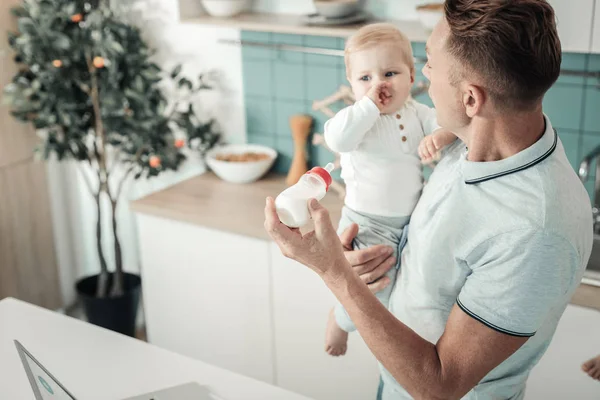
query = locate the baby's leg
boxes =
[325,307,349,356]
[326,208,408,356]
[332,232,401,334]
[324,208,356,356]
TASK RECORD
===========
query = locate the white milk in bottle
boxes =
[275,163,334,228]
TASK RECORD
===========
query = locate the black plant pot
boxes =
[76,272,141,337]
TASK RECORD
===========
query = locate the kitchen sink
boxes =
[582,234,600,287]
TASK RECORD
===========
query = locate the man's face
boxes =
[423,19,470,138]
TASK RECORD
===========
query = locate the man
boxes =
[264,0,593,399]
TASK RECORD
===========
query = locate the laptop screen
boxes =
[15,341,76,400]
[23,351,75,400]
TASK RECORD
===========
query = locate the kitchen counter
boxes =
[131,172,344,242]
[131,172,600,310]
[571,283,600,312]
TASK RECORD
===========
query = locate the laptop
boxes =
[14,340,223,400]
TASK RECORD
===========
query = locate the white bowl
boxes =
[313,0,365,19]
[416,3,444,31]
[201,0,247,17]
[206,144,277,184]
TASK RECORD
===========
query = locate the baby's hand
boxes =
[418,135,441,164]
[419,129,457,164]
[367,82,392,112]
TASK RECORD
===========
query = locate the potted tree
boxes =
[3,0,220,336]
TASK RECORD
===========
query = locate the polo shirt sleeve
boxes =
[413,102,441,135]
[457,229,580,337]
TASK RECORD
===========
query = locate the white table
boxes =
[0,298,312,400]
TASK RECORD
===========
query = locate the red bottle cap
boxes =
[308,166,333,191]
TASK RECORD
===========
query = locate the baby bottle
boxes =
[275,163,334,228]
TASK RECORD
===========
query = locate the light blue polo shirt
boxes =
[380,117,593,399]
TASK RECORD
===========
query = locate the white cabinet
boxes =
[270,243,380,400]
[136,211,380,398]
[137,214,275,384]
[592,0,600,53]
[548,0,595,53]
[526,305,600,399]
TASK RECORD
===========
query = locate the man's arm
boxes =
[265,199,572,400]
[325,262,527,400]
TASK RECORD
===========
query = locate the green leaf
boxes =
[10,7,28,17]
[15,35,29,46]
[17,18,35,35]
[64,3,76,16]
[53,33,71,50]
[109,40,124,54]
[8,31,18,47]
[178,78,193,90]
[133,76,144,92]
[170,64,182,79]
[4,83,18,95]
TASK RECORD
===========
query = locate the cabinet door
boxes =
[138,215,275,384]
[270,243,380,400]
[548,0,595,53]
[592,0,600,53]
[526,304,600,399]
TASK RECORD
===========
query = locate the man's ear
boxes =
[463,84,485,118]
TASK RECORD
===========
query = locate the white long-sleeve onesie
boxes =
[325,96,440,217]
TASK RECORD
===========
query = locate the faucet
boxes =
[578,145,600,234]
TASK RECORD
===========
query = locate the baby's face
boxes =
[347,44,414,114]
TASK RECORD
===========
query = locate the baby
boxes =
[324,23,456,356]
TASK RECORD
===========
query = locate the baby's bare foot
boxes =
[325,308,348,357]
[582,355,600,380]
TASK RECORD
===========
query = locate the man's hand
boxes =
[339,223,396,294]
[367,82,392,112]
[264,197,348,279]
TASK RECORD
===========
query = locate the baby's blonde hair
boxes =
[344,23,415,76]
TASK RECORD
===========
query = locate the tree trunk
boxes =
[95,192,110,298]
[109,199,124,297]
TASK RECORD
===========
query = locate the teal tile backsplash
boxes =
[584,87,600,133]
[543,85,584,131]
[241,31,600,199]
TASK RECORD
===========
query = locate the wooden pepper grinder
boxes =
[286,114,313,186]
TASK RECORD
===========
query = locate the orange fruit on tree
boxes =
[52,59,62,68]
[71,14,83,22]
[149,156,161,168]
[93,56,105,68]
[174,139,185,149]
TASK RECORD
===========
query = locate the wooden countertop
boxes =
[571,283,600,312]
[182,12,430,41]
[131,171,600,310]
[131,172,344,242]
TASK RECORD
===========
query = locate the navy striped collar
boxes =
[461,116,557,185]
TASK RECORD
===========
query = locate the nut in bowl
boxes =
[206,144,277,184]
[416,2,444,31]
